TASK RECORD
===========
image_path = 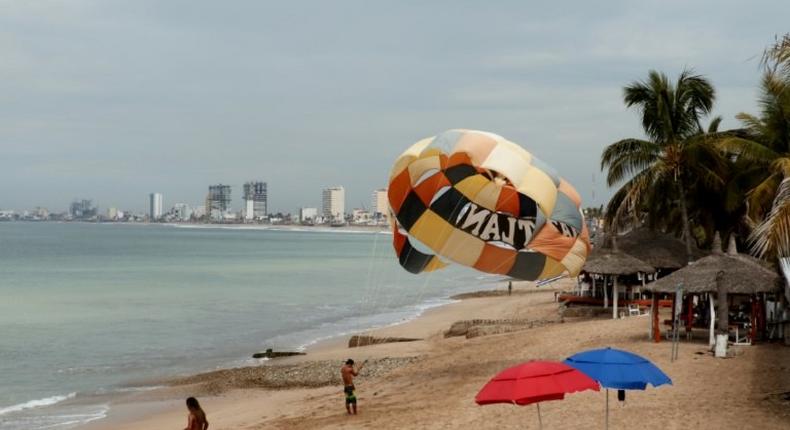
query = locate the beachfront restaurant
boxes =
[643,235,782,345]
[563,239,659,319]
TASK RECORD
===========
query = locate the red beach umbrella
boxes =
[475,361,599,429]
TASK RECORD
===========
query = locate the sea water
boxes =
[0,222,498,429]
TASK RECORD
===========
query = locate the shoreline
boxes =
[66,279,790,428]
[77,280,553,429]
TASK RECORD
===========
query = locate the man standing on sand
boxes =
[341,358,365,415]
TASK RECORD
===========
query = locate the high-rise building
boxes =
[69,199,96,220]
[371,188,388,217]
[107,207,119,220]
[206,185,232,220]
[322,186,345,221]
[243,181,268,220]
[149,193,163,220]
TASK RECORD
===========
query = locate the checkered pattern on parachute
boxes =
[388,130,590,281]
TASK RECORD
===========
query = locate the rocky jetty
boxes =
[252,349,306,359]
[168,357,418,395]
[348,335,421,348]
[444,318,558,339]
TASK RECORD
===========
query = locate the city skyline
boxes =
[3,2,790,213]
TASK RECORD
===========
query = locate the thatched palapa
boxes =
[645,235,779,294]
[618,227,705,270]
[583,247,655,275]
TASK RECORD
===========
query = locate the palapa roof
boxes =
[644,235,780,294]
[618,227,705,270]
[583,245,655,275]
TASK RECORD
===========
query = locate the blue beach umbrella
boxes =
[564,347,671,429]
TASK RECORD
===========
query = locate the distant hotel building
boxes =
[69,199,96,220]
[243,181,268,220]
[322,186,345,222]
[299,207,318,223]
[206,184,232,220]
[172,203,192,221]
[149,193,163,220]
[371,188,388,217]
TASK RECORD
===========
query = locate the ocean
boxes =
[0,222,498,429]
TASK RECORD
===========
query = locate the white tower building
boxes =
[149,193,163,220]
[322,186,345,222]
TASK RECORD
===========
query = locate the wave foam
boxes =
[0,392,76,416]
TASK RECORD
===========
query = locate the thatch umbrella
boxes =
[645,235,779,295]
[618,227,705,271]
[644,233,780,344]
[583,237,655,320]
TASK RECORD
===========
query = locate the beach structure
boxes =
[567,234,655,319]
[243,181,268,221]
[618,227,705,273]
[644,233,780,345]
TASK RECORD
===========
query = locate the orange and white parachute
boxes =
[388,129,590,280]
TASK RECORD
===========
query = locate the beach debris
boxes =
[252,348,307,359]
[348,335,421,348]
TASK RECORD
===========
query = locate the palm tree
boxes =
[720,35,790,267]
[601,69,725,262]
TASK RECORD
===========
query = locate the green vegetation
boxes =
[601,35,790,267]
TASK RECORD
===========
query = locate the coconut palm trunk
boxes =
[716,271,728,335]
[676,176,694,262]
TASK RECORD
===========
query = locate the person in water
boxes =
[341,358,366,415]
[184,397,209,430]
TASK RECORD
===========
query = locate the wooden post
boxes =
[686,295,694,336]
[652,294,661,342]
[749,294,760,344]
[613,276,619,319]
[641,275,646,300]
[603,275,609,309]
[709,294,715,346]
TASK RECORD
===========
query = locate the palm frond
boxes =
[749,176,790,259]
[717,136,779,163]
[707,116,723,133]
[600,138,659,185]
[747,173,782,219]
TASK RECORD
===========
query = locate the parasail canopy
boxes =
[388,129,590,281]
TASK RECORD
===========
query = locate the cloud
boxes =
[0,1,788,213]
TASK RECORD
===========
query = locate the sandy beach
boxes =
[81,280,790,429]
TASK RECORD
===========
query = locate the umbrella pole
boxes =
[536,403,543,430]
[605,388,609,430]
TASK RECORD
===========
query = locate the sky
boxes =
[1,0,789,214]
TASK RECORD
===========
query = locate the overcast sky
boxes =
[1,1,788,213]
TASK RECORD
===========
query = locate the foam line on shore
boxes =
[0,392,76,416]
